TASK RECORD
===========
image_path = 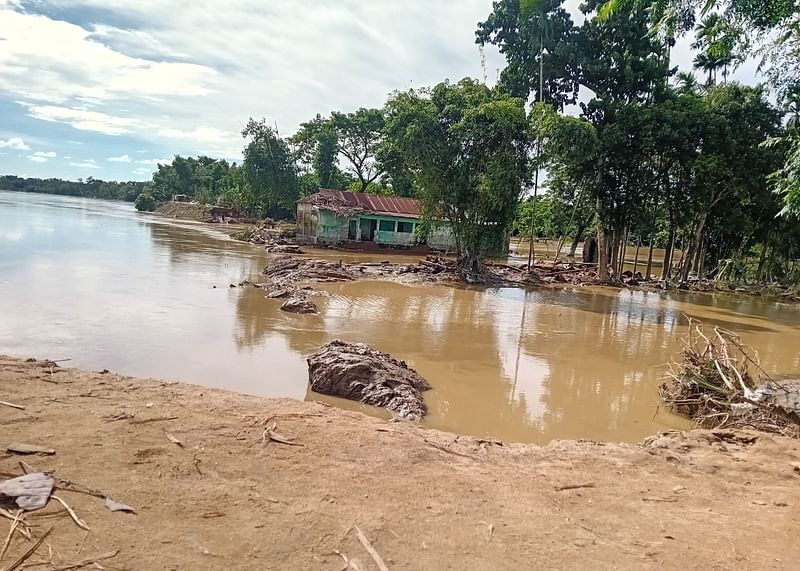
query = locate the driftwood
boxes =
[661,320,800,437]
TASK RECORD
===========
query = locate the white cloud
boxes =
[108,154,132,162]
[133,167,153,174]
[28,155,48,163]
[135,158,171,165]
[33,151,56,158]
[70,159,99,169]
[0,137,29,150]
[24,104,142,136]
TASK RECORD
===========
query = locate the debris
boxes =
[267,244,305,254]
[308,340,431,420]
[48,550,119,571]
[3,526,52,571]
[165,432,185,448]
[353,526,390,571]
[661,320,800,437]
[479,521,494,543]
[555,483,596,492]
[266,289,290,299]
[0,472,54,511]
[6,443,55,456]
[0,401,24,411]
[261,423,303,447]
[0,509,21,561]
[642,497,678,503]
[129,415,179,425]
[51,494,90,531]
[280,298,318,314]
[105,497,136,514]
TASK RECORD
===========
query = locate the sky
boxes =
[0,0,762,182]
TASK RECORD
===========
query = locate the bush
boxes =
[134,192,156,212]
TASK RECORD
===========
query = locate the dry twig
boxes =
[353,527,389,571]
[3,526,52,571]
[51,495,90,531]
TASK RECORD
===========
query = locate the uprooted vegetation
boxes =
[661,321,800,438]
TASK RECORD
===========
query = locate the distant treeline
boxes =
[0,175,151,202]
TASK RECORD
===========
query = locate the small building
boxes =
[296,189,455,251]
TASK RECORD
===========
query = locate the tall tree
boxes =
[330,108,386,192]
[241,118,299,216]
[476,0,580,108]
[385,79,530,273]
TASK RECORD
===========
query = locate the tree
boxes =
[134,192,156,212]
[385,79,530,273]
[476,0,580,108]
[241,118,299,216]
[330,108,386,192]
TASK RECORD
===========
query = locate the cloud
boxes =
[33,151,57,158]
[0,137,29,150]
[70,159,99,169]
[108,154,131,162]
[28,155,48,162]
[132,166,153,174]
[23,104,142,136]
[135,158,171,165]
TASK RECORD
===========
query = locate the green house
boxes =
[296,189,455,251]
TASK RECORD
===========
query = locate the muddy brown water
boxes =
[2,191,799,443]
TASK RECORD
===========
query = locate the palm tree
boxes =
[692,13,736,86]
[675,71,703,95]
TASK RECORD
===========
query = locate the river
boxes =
[2,190,799,443]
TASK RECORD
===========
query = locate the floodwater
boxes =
[2,191,800,443]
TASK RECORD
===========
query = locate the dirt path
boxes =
[1,357,798,570]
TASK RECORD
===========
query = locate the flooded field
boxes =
[2,191,799,443]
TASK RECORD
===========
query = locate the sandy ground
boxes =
[1,357,799,570]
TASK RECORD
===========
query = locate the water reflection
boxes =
[3,191,800,444]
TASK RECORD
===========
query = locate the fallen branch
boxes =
[354,526,390,571]
[0,510,22,561]
[51,495,90,531]
[48,550,119,571]
[129,416,179,425]
[555,483,596,492]
[3,526,52,571]
[0,401,24,411]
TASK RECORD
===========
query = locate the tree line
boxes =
[139,0,800,282]
[1,175,150,202]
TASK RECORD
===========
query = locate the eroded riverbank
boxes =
[4,191,800,444]
[1,357,799,570]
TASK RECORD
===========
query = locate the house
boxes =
[296,189,455,251]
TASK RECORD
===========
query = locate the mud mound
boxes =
[307,340,431,420]
[154,201,210,221]
[262,256,356,286]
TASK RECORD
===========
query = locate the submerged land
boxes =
[1,357,799,570]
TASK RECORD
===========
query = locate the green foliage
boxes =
[0,175,149,202]
[134,192,156,212]
[241,118,299,216]
[385,79,529,270]
[476,0,581,108]
[330,108,386,192]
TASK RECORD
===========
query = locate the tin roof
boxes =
[299,189,421,219]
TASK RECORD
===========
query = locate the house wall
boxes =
[296,201,459,251]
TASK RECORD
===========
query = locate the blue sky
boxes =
[0,0,760,182]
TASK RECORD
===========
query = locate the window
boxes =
[397,221,414,233]
[379,220,395,232]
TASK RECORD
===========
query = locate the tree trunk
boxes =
[661,224,675,281]
[646,235,655,279]
[756,231,771,282]
[568,220,588,257]
[596,197,608,281]
[619,226,629,275]
[680,214,707,283]
[609,226,621,279]
[632,238,641,276]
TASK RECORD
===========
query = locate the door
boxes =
[348,219,358,241]
[360,219,377,241]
